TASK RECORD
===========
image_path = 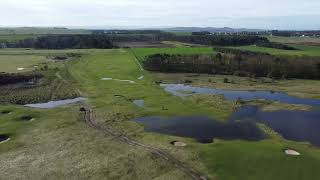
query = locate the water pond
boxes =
[134,84,320,146]
[25,97,87,109]
[160,84,320,106]
[133,100,144,108]
[134,116,266,143]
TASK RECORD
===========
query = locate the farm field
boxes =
[0,34,41,42]
[231,44,320,56]
[265,35,320,45]
[1,48,320,180]
[131,47,214,63]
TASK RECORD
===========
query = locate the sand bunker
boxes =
[138,75,144,80]
[17,68,25,71]
[285,149,301,156]
[170,141,187,147]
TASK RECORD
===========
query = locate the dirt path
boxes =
[82,107,207,180]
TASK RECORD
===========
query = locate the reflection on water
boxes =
[230,106,320,146]
[161,84,320,106]
[134,84,320,146]
[133,100,144,108]
[134,116,266,143]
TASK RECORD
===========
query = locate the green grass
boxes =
[264,35,320,45]
[0,105,186,179]
[0,55,48,73]
[201,139,320,180]
[0,35,40,42]
[68,49,320,180]
[131,47,214,63]
[231,44,320,56]
[0,48,89,56]
[1,48,320,180]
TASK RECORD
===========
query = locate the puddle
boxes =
[133,100,144,108]
[160,84,320,106]
[25,97,87,109]
[134,116,266,143]
[101,77,135,83]
[117,79,135,83]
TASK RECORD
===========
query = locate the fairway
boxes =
[0,55,47,73]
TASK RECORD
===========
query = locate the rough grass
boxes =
[68,49,320,180]
[1,48,320,180]
[0,105,187,179]
[0,55,47,73]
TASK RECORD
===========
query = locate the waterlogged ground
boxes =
[1,48,320,180]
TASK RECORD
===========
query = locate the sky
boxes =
[1,0,320,30]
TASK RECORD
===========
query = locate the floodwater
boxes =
[25,97,86,109]
[134,116,266,143]
[101,77,136,83]
[134,84,320,146]
[160,84,320,106]
[133,100,144,108]
[230,106,320,146]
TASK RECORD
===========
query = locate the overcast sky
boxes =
[1,0,320,30]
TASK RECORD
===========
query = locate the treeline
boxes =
[213,47,271,56]
[256,41,298,50]
[4,35,114,49]
[144,53,320,79]
[166,34,268,46]
[0,72,42,85]
[1,33,296,49]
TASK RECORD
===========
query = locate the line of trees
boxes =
[4,35,114,49]
[144,53,320,79]
[1,33,297,50]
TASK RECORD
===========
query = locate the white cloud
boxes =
[0,0,319,29]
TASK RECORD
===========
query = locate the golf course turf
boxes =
[1,48,320,179]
